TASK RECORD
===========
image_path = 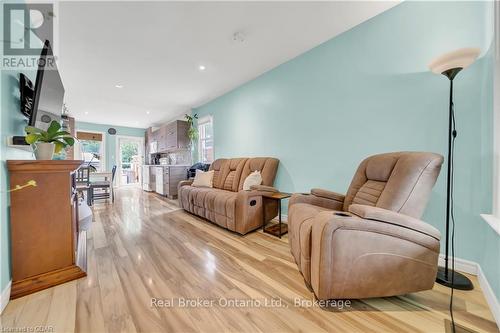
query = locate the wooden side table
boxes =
[262,192,291,238]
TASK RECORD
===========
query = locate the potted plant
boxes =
[25,121,75,160]
[185,113,199,150]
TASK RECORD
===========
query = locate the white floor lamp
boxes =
[428,47,480,290]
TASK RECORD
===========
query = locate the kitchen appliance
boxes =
[159,157,169,165]
[155,166,168,195]
[142,165,155,191]
[150,154,160,165]
[149,141,158,154]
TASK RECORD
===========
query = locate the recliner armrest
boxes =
[311,188,345,203]
[249,185,278,192]
[178,180,194,188]
[289,192,344,211]
[348,204,440,240]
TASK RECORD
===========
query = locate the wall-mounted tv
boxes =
[28,40,65,130]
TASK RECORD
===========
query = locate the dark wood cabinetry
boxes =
[7,160,87,299]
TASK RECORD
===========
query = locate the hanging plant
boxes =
[185,113,199,142]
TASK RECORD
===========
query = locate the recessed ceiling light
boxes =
[232,31,246,43]
[146,111,150,114]
[84,111,88,115]
[198,65,206,71]
[115,84,124,88]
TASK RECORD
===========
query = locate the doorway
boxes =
[116,136,144,187]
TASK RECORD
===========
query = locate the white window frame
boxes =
[482,1,500,235]
[197,115,214,163]
[75,130,106,172]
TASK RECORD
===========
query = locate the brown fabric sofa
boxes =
[288,152,444,300]
[178,157,279,234]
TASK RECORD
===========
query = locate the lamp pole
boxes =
[435,67,474,290]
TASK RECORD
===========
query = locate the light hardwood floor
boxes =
[1,186,498,333]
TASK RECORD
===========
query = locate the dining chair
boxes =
[89,165,117,205]
[75,166,92,205]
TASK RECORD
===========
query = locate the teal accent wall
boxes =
[194,1,498,299]
[76,121,145,171]
[0,1,40,295]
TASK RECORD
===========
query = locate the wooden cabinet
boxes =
[145,127,153,156]
[165,122,177,149]
[7,160,87,299]
[157,126,167,152]
[145,120,190,154]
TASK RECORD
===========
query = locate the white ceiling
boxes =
[57,1,399,129]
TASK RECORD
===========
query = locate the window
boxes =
[77,131,105,172]
[494,0,500,216]
[198,116,214,163]
[481,1,500,235]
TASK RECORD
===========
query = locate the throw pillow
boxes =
[243,170,262,191]
[192,169,214,188]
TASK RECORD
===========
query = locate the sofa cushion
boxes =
[218,158,248,192]
[182,185,237,229]
[204,189,237,219]
[209,158,227,189]
[343,152,443,218]
[238,157,279,191]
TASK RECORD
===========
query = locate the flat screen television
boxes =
[28,40,65,130]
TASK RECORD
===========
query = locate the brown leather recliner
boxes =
[288,152,444,300]
[178,157,279,235]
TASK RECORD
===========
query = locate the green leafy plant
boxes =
[25,121,75,153]
[185,113,199,142]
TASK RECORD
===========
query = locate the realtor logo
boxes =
[3,3,54,55]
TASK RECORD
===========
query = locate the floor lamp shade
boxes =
[428,47,480,290]
[429,47,480,76]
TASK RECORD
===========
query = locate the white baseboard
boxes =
[438,254,499,327]
[477,265,500,327]
[0,280,11,314]
[438,254,478,275]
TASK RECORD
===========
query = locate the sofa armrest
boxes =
[249,185,278,193]
[310,188,345,202]
[235,188,279,234]
[289,191,344,211]
[178,179,193,188]
[178,179,193,197]
[348,204,441,240]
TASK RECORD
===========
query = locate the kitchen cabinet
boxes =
[145,120,190,154]
[154,165,189,199]
[157,126,167,152]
